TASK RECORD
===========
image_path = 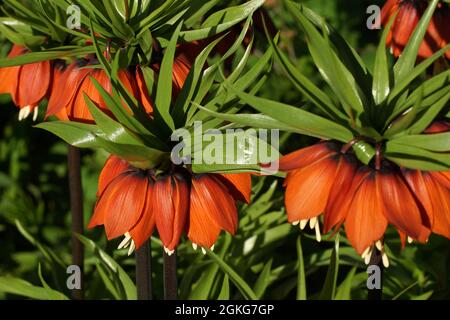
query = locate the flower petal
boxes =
[188,175,238,248]
[100,172,149,240]
[153,174,189,250]
[284,156,339,223]
[129,180,156,249]
[345,172,388,255]
[279,142,337,172]
[217,173,252,203]
[323,155,358,233]
[97,156,130,197]
[376,171,430,243]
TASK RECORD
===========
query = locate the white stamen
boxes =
[33,106,39,121]
[375,240,383,251]
[299,219,308,230]
[292,221,300,226]
[364,247,373,265]
[18,108,25,121]
[192,243,198,251]
[201,247,207,255]
[164,247,175,256]
[382,251,390,268]
[407,236,413,244]
[361,246,371,259]
[118,232,132,250]
[210,245,215,252]
[314,222,321,242]
[127,240,136,256]
[309,217,317,229]
[22,106,31,120]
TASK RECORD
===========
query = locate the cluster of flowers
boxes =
[0,0,448,267]
[0,37,253,255]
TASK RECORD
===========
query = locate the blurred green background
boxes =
[0,0,449,300]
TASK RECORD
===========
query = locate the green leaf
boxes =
[287,2,365,117]
[372,13,396,105]
[335,267,357,300]
[196,106,299,131]
[77,234,137,300]
[393,0,440,83]
[296,236,307,300]
[0,277,66,300]
[352,141,376,165]
[318,235,339,300]
[385,142,450,171]
[217,275,230,300]
[406,91,450,134]
[95,136,167,166]
[389,132,450,152]
[154,22,183,131]
[35,121,100,149]
[253,259,273,299]
[0,46,95,67]
[37,264,69,300]
[205,249,258,300]
[180,0,264,42]
[389,43,450,105]
[172,34,225,126]
[188,235,232,299]
[15,220,65,268]
[266,31,344,120]
[232,89,354,143]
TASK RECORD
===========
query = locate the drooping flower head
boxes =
[46,41,205,123]
[279,139,445,267]
[0,45,52,121]
[88,156,251,255]
[45,55,143,123]
[381,0,450,59]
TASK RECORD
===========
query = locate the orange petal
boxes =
[430,171,450,189]
[284,156,339,223]
[0,66,20,97]
[424,121,450,134]
[403,170,434,227]
[381,0,399,26]
[135,67,154,114]
[345,172,388,255]
[98,172,149,240]
[428,179,450,238]
[188,175,238,248]
[153,174,189,250]
[16,60,51,108]
[391,2,419,57]
[279,142,337,172]
[376,171,430,243]
[46,62,90,119]
[323,155,358,233]
[129,180,156,249]
[216,173,252,203]
[97,156,130,197]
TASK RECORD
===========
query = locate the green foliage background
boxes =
[0,0,449,300]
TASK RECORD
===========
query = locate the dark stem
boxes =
[163,251,178,300]
[68,145,84,300]
[367,248,383,300]
[135,240,153,300]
